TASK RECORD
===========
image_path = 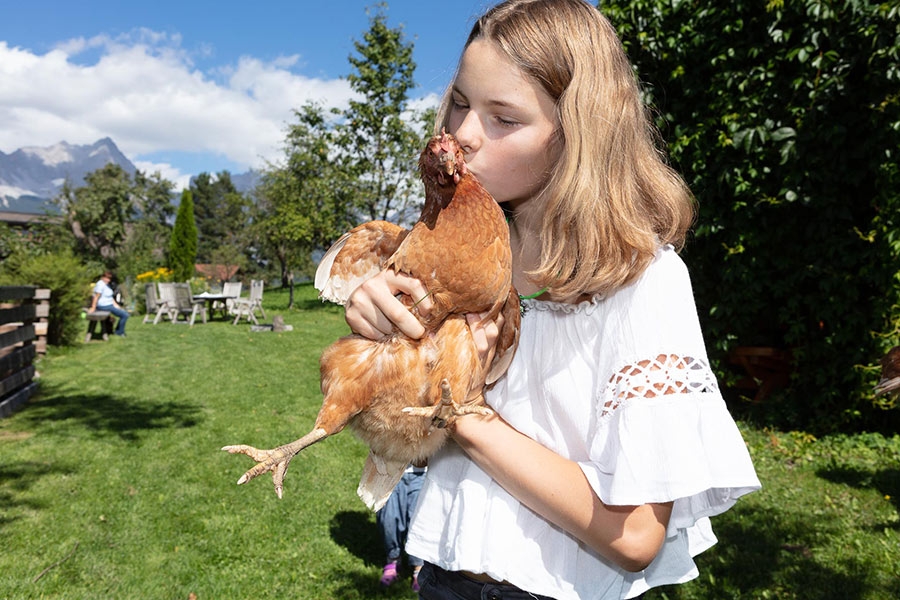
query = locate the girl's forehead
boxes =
[455,39,548,108]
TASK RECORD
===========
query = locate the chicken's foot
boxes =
[402,379,492,429]
[222,427,329,499]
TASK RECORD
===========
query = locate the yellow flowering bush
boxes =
[136,267,173,283]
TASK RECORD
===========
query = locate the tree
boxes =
[338,3,427,224]
[55,163,134,267]
[191,171,252,264]
[602,0,900,431]
[133,170,176,228]
[169,190,198,282]
[119,171,176,278]
[256,103,358,305]
[47,165,177,280]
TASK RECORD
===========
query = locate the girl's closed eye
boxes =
[450,91,470,112]
[494,115,520,128]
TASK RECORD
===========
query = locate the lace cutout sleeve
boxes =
[602,354,720,417]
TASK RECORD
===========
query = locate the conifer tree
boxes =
[169,189,198,281]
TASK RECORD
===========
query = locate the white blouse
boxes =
[405,246,761,600]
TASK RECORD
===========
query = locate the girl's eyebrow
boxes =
[452,86,520,110]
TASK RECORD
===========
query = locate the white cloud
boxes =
[132,160,192,192]
[0,32,359,184]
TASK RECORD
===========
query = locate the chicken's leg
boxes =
[222,427,329,499]
[402,379,492,428]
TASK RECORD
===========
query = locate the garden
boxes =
[1,285,898,599]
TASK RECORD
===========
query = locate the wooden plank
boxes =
[36,303,50,318]
[0,286,38,301]
[0,365,35,397]
[0,381,38,418]
[34,322,48,336]
[0,345,36,379]
[0,325,35,349]
[34,288,51,300]
[0,305,36,326]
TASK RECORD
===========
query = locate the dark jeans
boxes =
[416,562,556,600]
[98,304,129,335]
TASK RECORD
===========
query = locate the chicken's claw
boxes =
[402,379,492,428]
[221,444,295,499]
[221,427,329,499]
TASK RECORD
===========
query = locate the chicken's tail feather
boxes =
[357,451,409,512]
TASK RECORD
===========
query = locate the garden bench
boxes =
[85,310,114,342]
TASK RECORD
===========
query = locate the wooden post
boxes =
[0,286,49,417]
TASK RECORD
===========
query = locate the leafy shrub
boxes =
[0,249,92,346]
[604,0,900,432]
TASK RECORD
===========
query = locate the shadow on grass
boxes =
[647,504,872,599]
[0,461,74,527]
[292,298,345,313]
[327,511,420,598]
[327,510,429,598]
[817,465,900,529]
[327,565,418,599]
[329,510,382,567]
[19,382,202,441]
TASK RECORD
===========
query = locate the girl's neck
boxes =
[507,212,544,298]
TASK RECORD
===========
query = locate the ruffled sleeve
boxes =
[578,247,760,525]
[579,384,760,519]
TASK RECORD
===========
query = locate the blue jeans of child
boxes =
[377,468,425,566]
[98,304,129,336]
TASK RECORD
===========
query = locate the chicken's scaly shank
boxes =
[223,131,520,510]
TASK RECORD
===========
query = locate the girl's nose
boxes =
[452,110,481,155]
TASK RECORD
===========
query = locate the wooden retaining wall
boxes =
[0,286,50,418]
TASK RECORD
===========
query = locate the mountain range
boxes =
[0,138,257,215]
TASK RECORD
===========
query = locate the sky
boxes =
[0,0,495,190]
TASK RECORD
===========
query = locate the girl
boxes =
[345,1,760,598]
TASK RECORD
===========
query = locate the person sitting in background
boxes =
[89,271,129,337]
[376,463,426,592]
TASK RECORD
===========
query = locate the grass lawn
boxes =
[2,283,899,599]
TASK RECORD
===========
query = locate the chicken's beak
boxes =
[439,151,456,177]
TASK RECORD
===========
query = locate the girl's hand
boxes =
[466,309,503,367]
[345,271,432,340]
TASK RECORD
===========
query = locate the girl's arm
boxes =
[463,313,672,572]
[450,412,672,572]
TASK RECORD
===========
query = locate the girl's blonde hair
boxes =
[437,0,696,300]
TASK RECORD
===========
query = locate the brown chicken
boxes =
[874,345,900,400]
[223,131,520,510]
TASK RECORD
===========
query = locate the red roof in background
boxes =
[195,264,240,281]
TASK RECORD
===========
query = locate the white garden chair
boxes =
[232,279,265,325]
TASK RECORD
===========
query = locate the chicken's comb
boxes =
[438,128,455,154]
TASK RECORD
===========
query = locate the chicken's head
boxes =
[420,129,468,188]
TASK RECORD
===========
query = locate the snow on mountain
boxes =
[21,142,74,167]
[1,138,259,216]
[0,138,137,214]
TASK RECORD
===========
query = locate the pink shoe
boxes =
[380,561,399,587]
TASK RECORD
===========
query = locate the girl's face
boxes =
[447,39,560,208]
